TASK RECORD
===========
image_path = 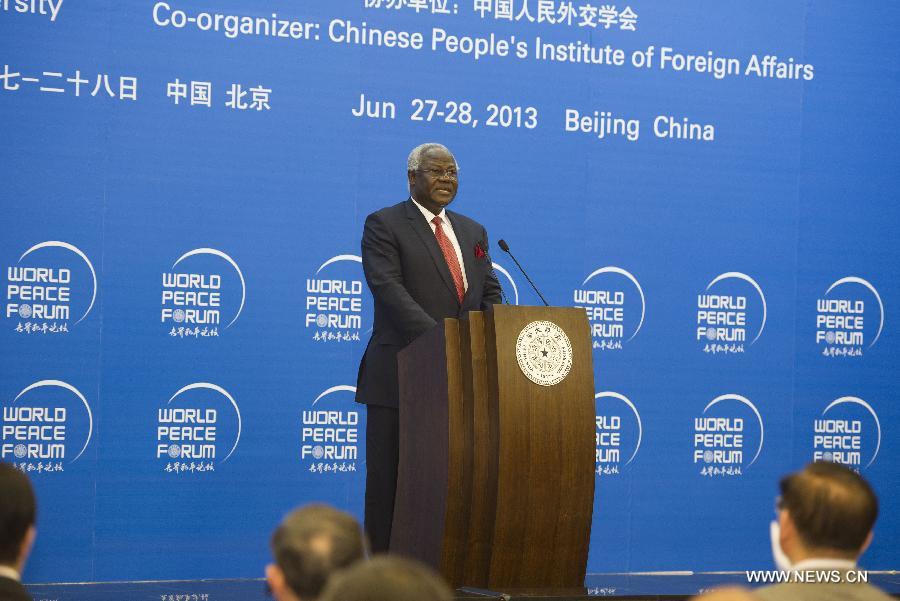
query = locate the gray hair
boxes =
[407,143,457,171]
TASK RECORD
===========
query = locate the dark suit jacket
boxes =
[0,576,32,601]
[756,579,893,601]
[753,568,891,601]
[356,199,502,407]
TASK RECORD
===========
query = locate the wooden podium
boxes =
[390,304,595,589]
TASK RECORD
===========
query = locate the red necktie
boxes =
[432,216,465,304]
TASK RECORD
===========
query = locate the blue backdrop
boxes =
[1,0,898,583]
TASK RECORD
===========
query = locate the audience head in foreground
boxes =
[0,462,37,601]
[775,460,877,565]
[266,504,367,601]
[319,556,453,601]
[757,460,890,601]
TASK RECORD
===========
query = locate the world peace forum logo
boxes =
[696,272,767,355]
[156,383,242,474]
[693,393,764,478]
[301,386,362,475]
[306,255,371,343]
[812,396,881,471]
[2,380,94,474]
[161,248,246,339]
[5,241,97,334]
[573,266,646,352]
[491,261,519,305]
[594,391,642,477]
[816,277,884,358]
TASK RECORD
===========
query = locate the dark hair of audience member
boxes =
[0,463,36,565]
[271,504,367,599]
[779,461,878,553]
[319,556,453,601]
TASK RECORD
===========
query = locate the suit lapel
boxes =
[447,211,477,306]
[405,199,459,302]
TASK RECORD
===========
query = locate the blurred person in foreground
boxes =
[319,556,453,601]
[759,461,890,601]
[265,504,367,601]
[0,463,36,601]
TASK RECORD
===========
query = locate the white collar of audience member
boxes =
[791,558,857,571]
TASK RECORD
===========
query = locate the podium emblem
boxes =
[515,320,573,386]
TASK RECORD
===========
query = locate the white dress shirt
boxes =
[411,197,468,291]
[0,565,20,581]
[792,558,858,570]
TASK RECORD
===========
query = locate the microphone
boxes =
[477,242,510,305]
[497,239,549,307]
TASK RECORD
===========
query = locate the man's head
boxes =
[266,504,367,601]
[0,462,36,574]
[776,461,878,563]
[407,143,459,215]
[319,556,453,601]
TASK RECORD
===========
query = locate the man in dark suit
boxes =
[0,462,36,601]
[356,143,502,552]
[757,461,891,601]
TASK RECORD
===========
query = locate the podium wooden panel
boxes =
[392,304,595,589]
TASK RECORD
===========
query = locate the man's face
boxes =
[408,147,458,213]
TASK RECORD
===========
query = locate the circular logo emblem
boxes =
[18,304,33,319]
[14,444,27,459]
[168,444,182,458]
[515,320,573,387]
